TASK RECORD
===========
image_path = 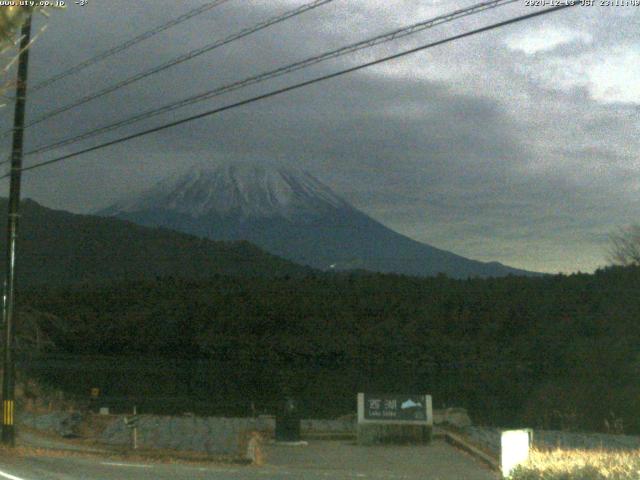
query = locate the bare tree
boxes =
[608,225,640,266]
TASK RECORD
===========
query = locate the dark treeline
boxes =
[19,266,640,433]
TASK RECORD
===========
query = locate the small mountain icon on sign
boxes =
[401,399,423,409]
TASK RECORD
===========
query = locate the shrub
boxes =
[508,448,640,480]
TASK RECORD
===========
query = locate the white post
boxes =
[501,429,531,478]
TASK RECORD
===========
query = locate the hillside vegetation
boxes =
[19,266,640,432]
[0,199,312,284]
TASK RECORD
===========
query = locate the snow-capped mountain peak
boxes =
[105,162,351,220]
[100,160,537,278]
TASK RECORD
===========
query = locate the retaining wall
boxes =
[100,415,274,455]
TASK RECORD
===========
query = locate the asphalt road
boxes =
[0,440,499,480]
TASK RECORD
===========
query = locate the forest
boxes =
[16,265,640,434]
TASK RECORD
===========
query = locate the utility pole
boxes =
[2,12,32,447]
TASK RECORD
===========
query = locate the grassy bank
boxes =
[509,448,640,479]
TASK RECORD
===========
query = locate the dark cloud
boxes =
[0,1,636,273]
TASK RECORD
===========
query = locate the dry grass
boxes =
[0,426,249,467]
[509,447,640,479]
[238,430,267,466]
[0,441,250,467]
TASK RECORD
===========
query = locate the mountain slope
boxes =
[0,198,312,286]
[100,163,537,278]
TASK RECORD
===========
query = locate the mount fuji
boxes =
[99,162,535,278]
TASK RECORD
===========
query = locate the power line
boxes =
[3,4,577,179]
[27,0,232,94]
[22,0,519,158]
[10,0,335,135]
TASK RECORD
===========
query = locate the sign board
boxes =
[90,387,100,398]
[124,415,139,429]
[358,393,432,425]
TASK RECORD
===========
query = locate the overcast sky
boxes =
[0,0,638,274]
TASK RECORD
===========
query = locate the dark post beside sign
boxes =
[275,397,301,442]
[357,393,433,445]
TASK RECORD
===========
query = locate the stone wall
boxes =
[357,423,432,445]
[433,408,472,428]
[301,418,354,433]
[99,415,356,454]
[100,415,274,455]
[19,411,83,437]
